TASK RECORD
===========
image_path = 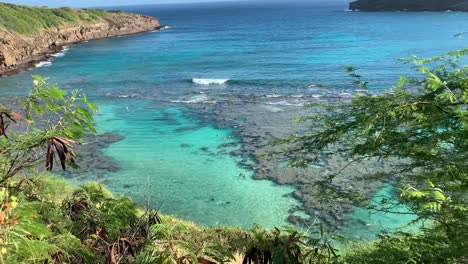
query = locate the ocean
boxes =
[0,1,466,239]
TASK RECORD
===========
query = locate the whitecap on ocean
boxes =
[36,61,52,68]
[192,78,229,85]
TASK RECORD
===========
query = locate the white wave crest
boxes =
[152,26,171,33]
[36,61,52,68]
[192,78,229,85]
[53,46,69,57]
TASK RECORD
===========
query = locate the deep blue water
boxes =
[2,2,467,97]
[0,1,466,236]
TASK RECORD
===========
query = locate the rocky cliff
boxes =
[349,0,468,11]
[0,9,160,76]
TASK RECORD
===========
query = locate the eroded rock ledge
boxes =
[0,13,160,76]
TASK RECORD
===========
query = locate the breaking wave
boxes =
[192,78,229,85]
[52,46,69,58]
[36,61,52,68]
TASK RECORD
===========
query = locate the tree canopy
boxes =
[278,48,468,262]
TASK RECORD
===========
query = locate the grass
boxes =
[1,174,340,263]
[0,3,124,34]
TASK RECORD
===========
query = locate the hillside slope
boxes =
[349,0,468,11]
[0,3,160,76]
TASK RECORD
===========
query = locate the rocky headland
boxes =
[349,0,468,11]
[0,4,161,76]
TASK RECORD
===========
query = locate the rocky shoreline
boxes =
[0,13,161,77]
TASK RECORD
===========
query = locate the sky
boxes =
[1,0,344,8]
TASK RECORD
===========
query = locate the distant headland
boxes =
[0,3,161,77]
[349,0,468,11]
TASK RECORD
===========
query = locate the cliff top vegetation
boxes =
[0,3,126,34]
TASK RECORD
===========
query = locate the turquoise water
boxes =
[87,99,299,228]
[0,2,467,232]
[340,186,418,240]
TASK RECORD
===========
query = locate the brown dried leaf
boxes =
[0,211,5,225]
[46,137,77,171]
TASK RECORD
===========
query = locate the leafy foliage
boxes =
[278,48,468,262]
[1,43,466,264]
[0,79,342,264]
[0,76,97,184]
[344,227,467,264]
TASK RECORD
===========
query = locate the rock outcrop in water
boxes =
[349,0,468,11]
[0,5,160,76]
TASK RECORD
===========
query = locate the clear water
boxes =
[0,1,466,232]
[88,100,299,228]
[340,185,418,240]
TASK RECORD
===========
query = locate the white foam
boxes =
[152,26,171,32]
[172,94,216,104]
[192,78,229,85]
[266,101,304,107]
[262,105,283,113]
[36,61,52,68]
[290,94,305,98]
[266,94,281,98]
[52,46,69,57]
[339,92,353,98]
[52,52,65,58]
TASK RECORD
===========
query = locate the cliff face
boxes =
[349,0,468,11]
[0,13,160,76]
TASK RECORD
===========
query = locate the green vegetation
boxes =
[278,48,467,263]
[0,174,343,264]
[0,47,466,263]
[0,76,340,263]
[0,3,121,34]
